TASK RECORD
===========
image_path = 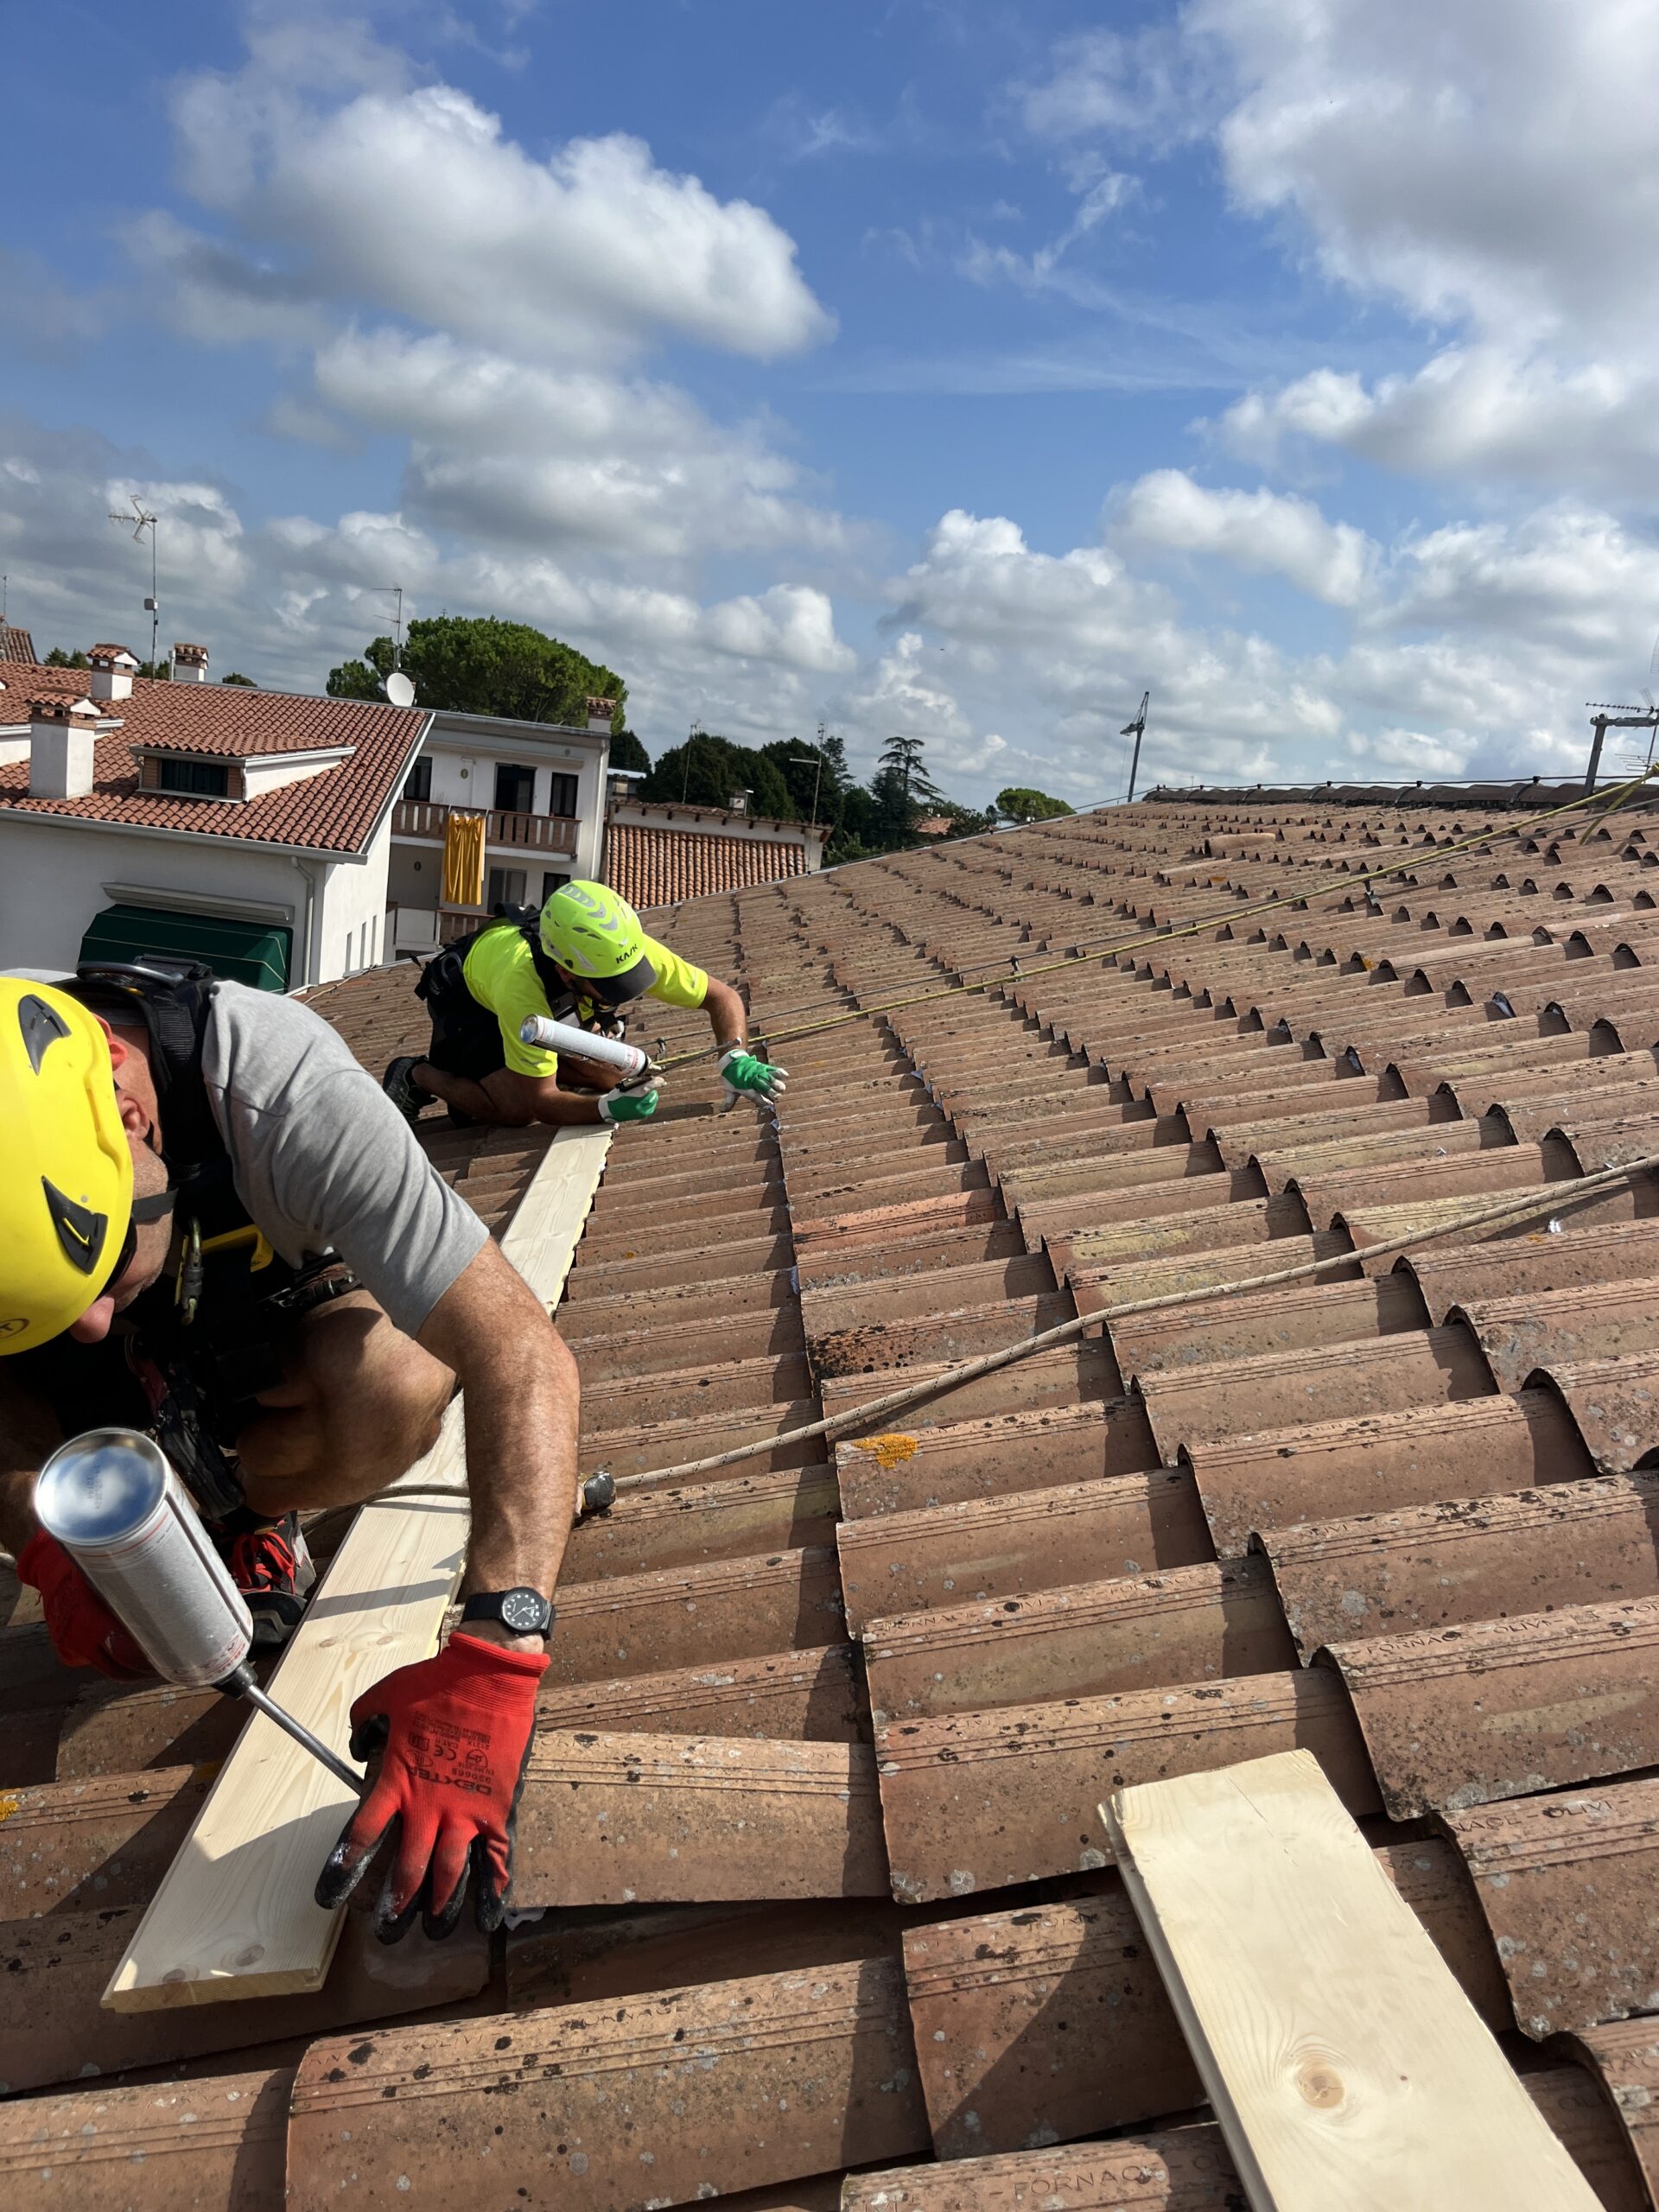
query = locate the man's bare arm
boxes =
[702,975,748,1051]
[414,1238,582,1643]
[414,1061,606,1128]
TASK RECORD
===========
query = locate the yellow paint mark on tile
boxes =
[850,1433,919,1471]
[0,1794,18,1826]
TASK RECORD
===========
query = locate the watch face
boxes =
[499,1587,549,1632]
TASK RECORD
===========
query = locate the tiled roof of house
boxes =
[10,793,1659,2202]
[0,659,429,853]
[605,817,808,907]
[0,625,36,663]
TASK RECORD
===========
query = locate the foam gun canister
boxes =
[34,1428,361,1791]
[518,1014,652,1080]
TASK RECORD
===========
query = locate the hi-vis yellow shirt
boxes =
[461,925,709,1078]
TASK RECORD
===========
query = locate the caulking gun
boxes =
[517,1014,662,1089]
[34,1427,363,1791]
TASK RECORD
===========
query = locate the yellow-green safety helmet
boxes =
[0,978,135,1353]
[538,880,656,1006]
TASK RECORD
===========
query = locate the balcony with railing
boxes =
[391,798,580,855]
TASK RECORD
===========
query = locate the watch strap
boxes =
[461,1587,555,1637]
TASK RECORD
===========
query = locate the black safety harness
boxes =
[415,916,586,1027]
[34,960,359,1520]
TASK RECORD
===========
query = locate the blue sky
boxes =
[6,1,1659,804]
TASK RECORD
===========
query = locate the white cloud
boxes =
[1378,503,1659,662]
[1110,468,1375,605]
[302,328,850,566]
[162,45,833,365]
[1219,347,1659,501]
[1197,0,1659,349]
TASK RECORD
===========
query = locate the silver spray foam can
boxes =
[34,1428,252,1687]
[518,1014,649,1080]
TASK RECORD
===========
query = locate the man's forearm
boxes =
[703,976,748,1051]
[455,1325,581,1599]
[417,1244,582,1607]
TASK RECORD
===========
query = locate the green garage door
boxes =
[79,904,293,992]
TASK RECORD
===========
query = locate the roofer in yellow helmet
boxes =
[1,964,591,1941]
[0,982,172,1357]
[383,879,785,1129]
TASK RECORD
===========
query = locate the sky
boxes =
[6,0,1659,806]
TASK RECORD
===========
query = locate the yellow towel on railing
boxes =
[441,810,486,907]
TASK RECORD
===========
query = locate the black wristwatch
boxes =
[461,1586,555,1638]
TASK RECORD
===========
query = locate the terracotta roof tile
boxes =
[606,818,806,909]
[0,658,428,852]
[14,792,1659,2194]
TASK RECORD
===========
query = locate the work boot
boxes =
[382,1055,428,1124]
[219,1513,317,1649]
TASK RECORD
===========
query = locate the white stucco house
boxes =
[0,645,431,989]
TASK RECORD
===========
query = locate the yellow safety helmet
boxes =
[0,978,135,1354]
[538,880,656,1005]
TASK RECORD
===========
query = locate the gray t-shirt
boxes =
[198,982,488,1338]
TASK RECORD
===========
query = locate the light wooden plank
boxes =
[1099,1751,1600,2212]
[103,1125,612,2012]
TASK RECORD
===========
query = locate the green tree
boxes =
[643,733,797,820]
[937,801,999,837]
[44,647,90,669]
[878,733,945,810]
[220,671,256,687]
[996,785,1073,823]
[760,734,851,828]
[610,728,651,774]
[326,615,626,730]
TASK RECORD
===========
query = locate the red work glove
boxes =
[16,1530,151,1680]
[314,1631,548,1942]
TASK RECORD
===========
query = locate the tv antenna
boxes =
[109,495,160,672]
[1120,690,1150,803]
[369,586,415,704]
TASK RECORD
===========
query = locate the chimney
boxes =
[728,788,751,816]
[29,696,100,798]
[586,695,615,734]
[171,641,210,683]
[87,644,139,703]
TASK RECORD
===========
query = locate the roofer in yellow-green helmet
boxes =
[383,879,785,1128]
[0,965,585,1942]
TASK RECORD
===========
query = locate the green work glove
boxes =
[719,1046,787,1109]
[598,1084,660,1124]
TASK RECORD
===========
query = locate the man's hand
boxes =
[718,1046,786,1109]
[18,1530,150,1679]
[314,1631,548,1940]
[597,1082,660,1122]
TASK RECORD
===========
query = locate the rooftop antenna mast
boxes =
[1120,690,1150,803]
[682,719,704,804]
[109,495,160,673]
[372,586,416,706]
[373,585,405,668]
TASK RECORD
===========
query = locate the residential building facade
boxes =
[385,699,613,950]
[0,647,429,989]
